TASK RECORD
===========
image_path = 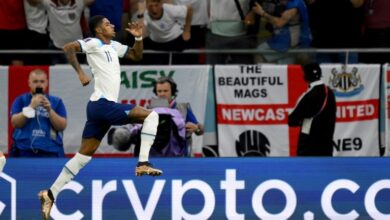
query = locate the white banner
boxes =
[50,65,210,155]
[318,64,381,156]
[0,66,8,153]
[215,65,297,157]
[49,65,93,154]
[216,64,382,157]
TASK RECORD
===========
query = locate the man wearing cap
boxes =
[288,63,336,156]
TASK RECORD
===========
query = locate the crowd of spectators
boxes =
[0,0,389,66]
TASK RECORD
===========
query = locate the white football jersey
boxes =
[144,4,187,43]
[174,0,208,26]
[42,0,85,48]
[78,38,128,102]
[24,0,48,34]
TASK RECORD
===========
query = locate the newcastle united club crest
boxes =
[329,66,364,97]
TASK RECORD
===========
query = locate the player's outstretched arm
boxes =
[63,41,91,86]
[125,22,143,61]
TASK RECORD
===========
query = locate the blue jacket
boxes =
[10,93,67,155]
[268,0,311,52]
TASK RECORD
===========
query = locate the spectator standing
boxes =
[361,0,390,64]
[10,69,67,157]
[142,0,193,64]
[168,0,209,64]
[23,0,51,64]
[0,0,27,65]
[206,0,254,64]
[307,0,364,64]
[288,63,336,156]
[171,0,208,49]
[131,0,146,22]
[27,0,94,64]
[253,0,311,64]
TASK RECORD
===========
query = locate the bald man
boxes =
[10,69,67,157]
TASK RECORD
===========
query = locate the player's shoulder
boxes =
[80,37,105,46]
[110,40,122,47]
[78,37,105,51]
[79,37,100,44]
[110,40,127,51]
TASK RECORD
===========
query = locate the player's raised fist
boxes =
[78,72,91,86]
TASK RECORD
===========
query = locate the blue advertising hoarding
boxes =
[1,158,390,219]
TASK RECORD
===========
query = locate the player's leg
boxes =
[107,101,162,176]
[38,137,102,220]
[128,106,162,176]
[0,151,6,173]
[49,138,101,197]
[39,100,110,220]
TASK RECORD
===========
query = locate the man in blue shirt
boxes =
[253,0,311,63]
[10,69,67,157]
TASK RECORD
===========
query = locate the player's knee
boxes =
[141,111,159,137]
[145,111,159,124]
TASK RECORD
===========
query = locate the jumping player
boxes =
[38,15,162,220]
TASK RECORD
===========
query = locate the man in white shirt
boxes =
[27,0,94,64]
[206,0,255,64]
[38,15,162,220]
[24,0,50,64]
[142,0,193,64]
[27,0,94,49]
[174,0,208,47]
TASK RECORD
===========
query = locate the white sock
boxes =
[0,156,6,173]
[50,153,91,199]
[139,111,159,162]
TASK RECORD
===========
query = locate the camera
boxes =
[35,87,44,94]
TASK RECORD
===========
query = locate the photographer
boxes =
[10,69,67,157]
[253,0,311,64]
[111,76,204,157]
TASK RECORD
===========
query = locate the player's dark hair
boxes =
[303,62,322,82]
[153,76,178,97]
[89,15,105,37]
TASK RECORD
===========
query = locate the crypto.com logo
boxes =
[0,172,17,220]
